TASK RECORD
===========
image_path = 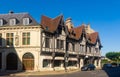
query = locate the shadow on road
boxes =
[103,67,120,77]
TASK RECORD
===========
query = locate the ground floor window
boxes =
[54,60,61,67]
[43,59,51,67]
[0,53,1,69]
[68,61,77,66]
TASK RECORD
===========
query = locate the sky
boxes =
[0,0,120,56]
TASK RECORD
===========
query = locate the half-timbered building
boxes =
[0,12,102,72]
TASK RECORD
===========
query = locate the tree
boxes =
[106,52,120,62]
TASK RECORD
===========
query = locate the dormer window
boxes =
[23,18,30,25]
[0,19,3,26]
[9,19,16,26]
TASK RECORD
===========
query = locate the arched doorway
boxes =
[22,52,34,70]
[6,53,18,70]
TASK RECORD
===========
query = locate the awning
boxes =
[68,58,78,61]
[55,57,64,60]
[44,56,52,59]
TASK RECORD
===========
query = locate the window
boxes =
[45,37,50,48]
[80,45,84,52]
[54,60,61,67]
[72,43,75,51]
[43,59,50,67]
[9,19,16,25]
[23,18,30,25]
[95,48,99,53]
[68,61,77,66]
[56,39,64,49]
[0,19,3,26]
[6,33,14,46]
[22,32,30,45]
[0,33,2,46]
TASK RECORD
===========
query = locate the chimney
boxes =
[65,17,74,29]
[9,10,14,14]
[85,24,95,34]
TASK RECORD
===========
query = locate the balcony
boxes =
[55,48,65,53]
[42,47,54,53]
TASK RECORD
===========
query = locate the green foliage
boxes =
[106,52,120,62]
[101,59,109,64]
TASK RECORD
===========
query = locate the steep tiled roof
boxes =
[73,25,84,40]
[41,15,63,33]
[0,12,38,26]
[68,25,85,40]
[88,32,99,44]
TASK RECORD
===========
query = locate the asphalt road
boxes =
[2,70,109,77]
[37,70,108,77]
[1,67,120,77]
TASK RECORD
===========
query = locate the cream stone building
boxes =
[0,12,102,72]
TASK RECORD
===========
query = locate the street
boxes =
[37,70,108,77]
[1,70,109,77]
[1,67,120,77]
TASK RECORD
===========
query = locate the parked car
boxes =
[102,63,112,70]
[81,64,96,71]
[111,62,117,67]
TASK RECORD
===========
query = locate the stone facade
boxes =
[0,12,102,72]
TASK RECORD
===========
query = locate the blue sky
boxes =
[0,0,120,56]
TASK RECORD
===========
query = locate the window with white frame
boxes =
[23,18,30,25]
[9,19,16,25]
[0,19,3,26]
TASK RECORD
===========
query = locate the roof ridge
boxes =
[52,15,63,20]
[0,12,29,15]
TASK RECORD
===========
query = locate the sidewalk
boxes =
[1,69,79,76]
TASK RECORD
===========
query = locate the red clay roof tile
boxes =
[68,25,85,40]
[88,32,99,44]
[41,15,62,33]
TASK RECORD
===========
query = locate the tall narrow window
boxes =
[9,19,16,26]
[89,46,91,53]
[57,39,59,49]
[23,18,30,25]
[22,32,30,45]
[6,33,14,46]
[72,43,75,51]
[80,45,84,52]
[0,19,3,26]
[56,39,64,49]
[60,40,64,49]
[45,37,50,48]
[0,33,2,46]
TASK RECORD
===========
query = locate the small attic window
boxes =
[23,18,30,25]
[0,19,3,26]
[9,18,16,26]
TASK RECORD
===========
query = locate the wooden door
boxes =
[22,53,34,70]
